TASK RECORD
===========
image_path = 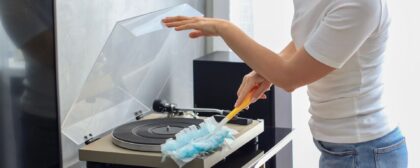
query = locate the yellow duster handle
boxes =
[225,87,257,120]
[211,86,259,134]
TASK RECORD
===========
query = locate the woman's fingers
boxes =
[174,23,200,31]
[237,76,248,97]
[164,20,195,28]
[260,94,267,99]
[163,16,222,37]
[235,82,252,107]
[189,30,204,38]
[235,76,271,107]
[259,82,271,99]
[236,72,265,107]
[163,16,205,31]
[235,81,257,107]
[234,77,248,107]
[162,16,191,23]
[252,82,269,103]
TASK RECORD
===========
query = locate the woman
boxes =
[163,0,408,167]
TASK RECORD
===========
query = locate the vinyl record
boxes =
[112,118,203,152]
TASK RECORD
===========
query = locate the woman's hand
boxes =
[162,16,230,38]
[235,71,272,107]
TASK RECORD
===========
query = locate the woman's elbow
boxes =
[273,80,298,93]
[284,86,296,93]
[282,85,297,93]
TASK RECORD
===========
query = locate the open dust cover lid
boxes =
[61,4,202,145]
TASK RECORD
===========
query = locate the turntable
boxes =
[79,113,263,168]
[78,101,264,168]
[58,4,265,168]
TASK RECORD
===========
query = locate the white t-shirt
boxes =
[291,0,396,143]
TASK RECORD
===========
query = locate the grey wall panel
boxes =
[55,0,205,167]
[274,88,293,168]
[274,87,292,128]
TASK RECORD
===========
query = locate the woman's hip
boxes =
[313,127,408,168]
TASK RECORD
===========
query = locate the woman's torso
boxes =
[291,0,396,143]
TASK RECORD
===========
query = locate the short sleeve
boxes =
[304,0,381,69]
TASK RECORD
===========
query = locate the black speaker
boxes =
[193,51,292,168]
[193,51,276,127]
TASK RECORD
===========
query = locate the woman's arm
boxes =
[217,22,334,92]
[163,16,334,102]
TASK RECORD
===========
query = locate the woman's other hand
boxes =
[162,16,230,38]
[235,71,272,107]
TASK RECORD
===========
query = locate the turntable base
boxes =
[79,113,264,168]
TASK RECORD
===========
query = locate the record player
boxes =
[59,4,265,168]
[111,99,254,152]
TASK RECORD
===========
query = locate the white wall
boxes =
[383,1,420,167]
[252,0,420,167]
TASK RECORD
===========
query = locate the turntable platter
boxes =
[112,118,203,152]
